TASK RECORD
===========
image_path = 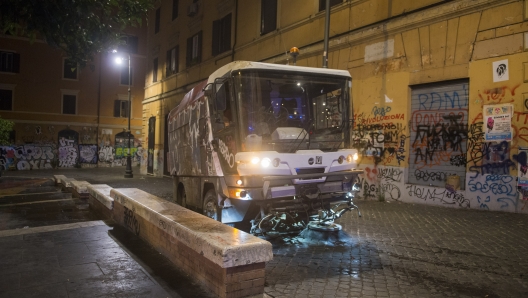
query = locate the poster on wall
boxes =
[517,148,528,201]
[492,59,509,82]
[483,104,513,141]
[517,148,528,188]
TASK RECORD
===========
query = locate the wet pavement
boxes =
[1,168,528,297]
[0,178,97,230]
[264,202,528,298]
[0,174,212,298]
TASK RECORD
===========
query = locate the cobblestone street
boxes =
[2,169,527,297]
[264,200,528,298]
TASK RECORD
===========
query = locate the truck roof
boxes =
[208,61,351,83]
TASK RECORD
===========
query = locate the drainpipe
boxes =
[231,0,238,62]
[322,0,330,68]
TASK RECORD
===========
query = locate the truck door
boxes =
[212,81,238,175]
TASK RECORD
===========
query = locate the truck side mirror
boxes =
[202,83,213,97]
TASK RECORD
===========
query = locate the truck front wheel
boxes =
[176,184,186,207]
[203,189,219,221]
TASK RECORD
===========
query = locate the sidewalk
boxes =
[0,220,213,298]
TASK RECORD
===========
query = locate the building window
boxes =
[153,58,158,82]
[63,58,78,80]
[166,46,179,77]
[0,89,13,111]
[261,0,277,35]
[172,0,179,20]
[212,14,232,56]
[114,99,129,118]
[319,0,341,11]
[186,31,202,67]
[155,8,161,34]
[62,94,77,115]
[120,66,133,86]
[0,51,20,73]
[118,35,139,54]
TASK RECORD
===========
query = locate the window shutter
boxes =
[174,46,179,73]
[13,53,20,73]
[114,100,121,117]
[197,31,202,63]
[212,20,220,56]
[223,14,232,52]
[261,0,277,35]
[124,101,130,118]
[128,36,138,54]
[186,36,192,66]
[153,58,158,82]
[166,50,171,77]
[155,8,161,33]
[172,0,179,20]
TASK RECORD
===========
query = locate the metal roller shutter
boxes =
[408,80,469,189]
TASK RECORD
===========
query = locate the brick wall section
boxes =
[113,199,267,298]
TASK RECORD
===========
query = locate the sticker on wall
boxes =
[492,59,509,82]
[483,104,513,141]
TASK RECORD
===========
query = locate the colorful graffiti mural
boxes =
[0,127,143,171]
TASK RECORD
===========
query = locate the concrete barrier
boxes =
[87,184,114,219]
[53,175,67,186]
[111,188,273,298]
[61,177,76,191]
[70,181,90,198]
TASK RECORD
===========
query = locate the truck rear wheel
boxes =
[203,189,219,221]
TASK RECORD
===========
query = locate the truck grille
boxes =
[296,168,325,175]
[296,168,325,180]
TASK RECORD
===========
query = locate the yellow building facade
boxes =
[143,0,528,213]
[0,27,147,170]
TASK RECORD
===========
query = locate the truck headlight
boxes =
[261,158,271,168]
[346,154,353,163]
[353,153,358,161]
[251,157,260,164]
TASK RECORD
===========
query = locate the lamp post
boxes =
[115,52,133,178]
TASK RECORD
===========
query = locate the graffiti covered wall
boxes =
[0,125,143,171]
[352,52,528,214]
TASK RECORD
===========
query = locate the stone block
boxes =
[71,181,90,198]
[110,188,273,298]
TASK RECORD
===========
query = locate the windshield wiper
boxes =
[291,119,314,153]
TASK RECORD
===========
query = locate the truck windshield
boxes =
[233,70,350,152]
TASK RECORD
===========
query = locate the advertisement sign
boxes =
[483,104,513,141]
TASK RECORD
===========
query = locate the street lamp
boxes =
[114,51,133,178]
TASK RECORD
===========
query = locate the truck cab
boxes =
[168,61,362,235]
